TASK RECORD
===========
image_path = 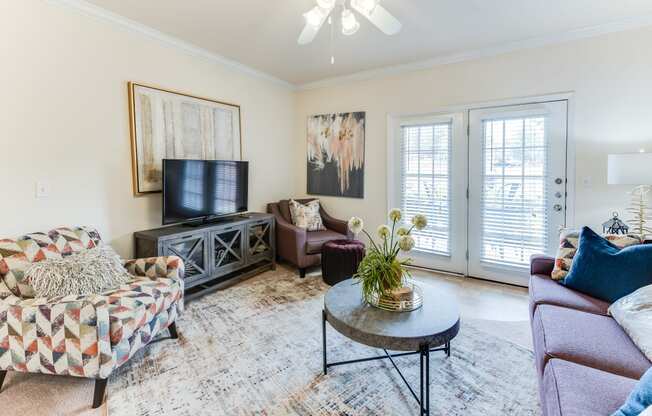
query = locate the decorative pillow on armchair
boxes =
[561,227,652,303]
[551,228,642,280]
[289,199,326,231]
[26,245,132,298]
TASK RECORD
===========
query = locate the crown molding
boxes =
[46,0,296,90]
[43,1,652,92]
[298,13,652,91]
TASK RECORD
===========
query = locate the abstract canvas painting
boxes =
[129,82,241,195]
[307,112,365,198]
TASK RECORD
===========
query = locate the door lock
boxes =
[555,178,563,185]
[553,204,563,212]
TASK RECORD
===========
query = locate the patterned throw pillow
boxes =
[289,199,326,231]
[551,229,642,281]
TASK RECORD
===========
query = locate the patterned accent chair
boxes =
[0,226,184,409]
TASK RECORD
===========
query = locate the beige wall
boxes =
[0,1,296,257]
[2,1,651,261]
[295,27,652,240]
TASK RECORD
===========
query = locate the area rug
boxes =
[108,267,539,415]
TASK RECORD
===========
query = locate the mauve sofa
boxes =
[529,255,651,416]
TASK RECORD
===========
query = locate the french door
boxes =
[397,113,468,274]
[468,101,568,285]
[394,100,568,286]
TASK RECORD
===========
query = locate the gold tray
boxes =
[366,280,423,312]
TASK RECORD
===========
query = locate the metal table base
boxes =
[322,310,451,416]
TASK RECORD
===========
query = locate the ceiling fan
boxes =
[298,0,402,45]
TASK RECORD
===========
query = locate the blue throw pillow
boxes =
[613,367,652,416]
[562,227,652,303]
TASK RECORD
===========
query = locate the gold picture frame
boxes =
[128,82,243,196]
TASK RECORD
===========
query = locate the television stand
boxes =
[134,213,276,300]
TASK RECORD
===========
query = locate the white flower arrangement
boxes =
[347,209,428,300]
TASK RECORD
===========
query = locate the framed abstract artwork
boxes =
[128,82,242,195]
[307,112,365,198]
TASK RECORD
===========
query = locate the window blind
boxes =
[400,122,452,255]
[480,116,548,268]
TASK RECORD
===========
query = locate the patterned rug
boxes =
[108,267,539,415]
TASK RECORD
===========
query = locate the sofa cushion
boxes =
[542,359,637,416]
[0,227,102,298]
[305,230,347,254]
[532,304,651,379]
[561,227,652,303]
[529,274,610,318]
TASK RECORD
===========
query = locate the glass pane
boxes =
[168,237,205,277]
[480,116,549,268]
[401,122,452,255]
[249,223,271,256]
[214,229,243,268]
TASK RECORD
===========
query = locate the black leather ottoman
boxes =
[321,239,366,286]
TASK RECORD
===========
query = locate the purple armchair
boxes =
[267,199,353,277]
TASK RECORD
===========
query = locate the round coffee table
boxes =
[322,279,460,416]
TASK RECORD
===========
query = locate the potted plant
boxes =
[348,209,427,310]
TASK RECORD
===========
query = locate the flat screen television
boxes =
[162,159,249,225]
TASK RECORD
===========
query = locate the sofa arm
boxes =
[530,254,555,277]
[276,220,308,266]
[321,209,353,239]
[124,256,184,281]
[0,279,114,378]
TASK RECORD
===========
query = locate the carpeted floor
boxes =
[2,266,539,415]
[2,372,104,416]
[108,267,539,415]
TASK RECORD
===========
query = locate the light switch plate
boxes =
[35,181,49,198]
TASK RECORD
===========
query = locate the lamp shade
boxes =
[608,153,652,185]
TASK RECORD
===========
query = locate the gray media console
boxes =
[134,213,276,299]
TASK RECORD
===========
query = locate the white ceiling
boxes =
[83,0,652,86]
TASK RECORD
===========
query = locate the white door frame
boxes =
[387,92,576,285]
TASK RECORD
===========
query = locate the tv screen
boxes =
[163,159,248,225]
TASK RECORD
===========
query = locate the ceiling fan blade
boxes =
[298,23,321,45]
[298,6,333,45]
[352,4,402,35]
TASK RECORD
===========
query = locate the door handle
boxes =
[553,204,563,212]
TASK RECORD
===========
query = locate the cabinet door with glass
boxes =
[246,218,275,263]
[161,233,209,284]
[210,225,246,276]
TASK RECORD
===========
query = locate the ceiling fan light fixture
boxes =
[316,0,336,10]
[341,8,360,36]
[350,0,378,15]
[304,6,327,28]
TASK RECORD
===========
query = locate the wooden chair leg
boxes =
[168,322,179,339]
[0,370,6,392]
[92,378,108,409]
[299,268,306,278]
